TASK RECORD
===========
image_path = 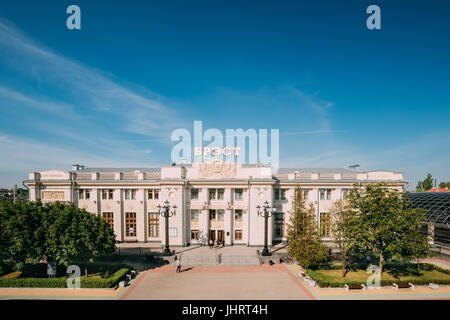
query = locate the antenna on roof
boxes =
[348,164,360,171]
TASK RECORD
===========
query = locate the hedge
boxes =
[0,267,131,288]
[305,263,450,288]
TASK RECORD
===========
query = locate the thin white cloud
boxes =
[0,134,158,187]
[0,85,79,119]
[0,18,187,139]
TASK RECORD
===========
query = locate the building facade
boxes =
[24,161,406,247]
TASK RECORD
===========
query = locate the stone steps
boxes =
[180,254,260,266]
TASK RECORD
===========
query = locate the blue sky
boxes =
[0,0,449,189]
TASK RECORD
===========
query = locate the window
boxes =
[234,209,243,221]
[217,189,224,200]
[191,209,200,221]
[217,209,224,221]
[235,230,243,240]
[320,212,331,237]
[234,188,243,201]
[102,189,114,200]
[148,189,159,200]
[191,189,199,200]
[209,189,217,200]
[209,209,216,220]
[148,212,159,237]
[124,189,136,200]
[342,189,350,199]
[274,188,287,201]
[274,213,284,237]
[303,189,309,200]
[102,212,114,229]
[126,212,137,237]
[191,230,199,240]
[320,189,331,200]
[79,189,90,200]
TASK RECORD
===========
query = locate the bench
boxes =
[344,284,366,291]
[429,283,439,290]
[304,278,316,287]
[392,283,414,290]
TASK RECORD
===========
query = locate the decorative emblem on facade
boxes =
[41,191,64,200]
[198,160,237,178]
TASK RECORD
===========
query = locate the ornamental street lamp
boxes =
[257,200,275,256]
[157,200,177,256]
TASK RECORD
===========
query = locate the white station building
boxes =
[24,161,406,248]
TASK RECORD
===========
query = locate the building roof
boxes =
[427,188,450,192]
[74,166,359,174]
[276,168,359,174]
[75,167,161,173]
[407,192,450,227]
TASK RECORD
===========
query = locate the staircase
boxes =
[220,254,260,266]
[180,254,260,266]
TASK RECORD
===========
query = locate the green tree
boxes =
[438,181,450,189]
[286,185,329,268]
[0,200,116,276]
[329,199,355,278]
[347,183,430,274]
[0,200,45,271]
[416,173,434,192]
[42,202,116,276]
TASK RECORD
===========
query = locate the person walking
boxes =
[175,255,181,273]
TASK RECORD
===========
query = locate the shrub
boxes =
[80,267,130,288]
[0,267,131,288]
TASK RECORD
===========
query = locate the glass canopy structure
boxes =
[407,192,450,227]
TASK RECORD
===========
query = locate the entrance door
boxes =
[217,230,225,244]
[209,230,216,242]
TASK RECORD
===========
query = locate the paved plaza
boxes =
[119,264,313,300]
[1,259,450,300]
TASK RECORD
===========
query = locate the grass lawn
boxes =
[306,264,450,287]
[315,269,450,283]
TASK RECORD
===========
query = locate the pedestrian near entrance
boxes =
[175,255,181,273]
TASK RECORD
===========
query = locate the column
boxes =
[137,189,146,242]
[224,208,232,245]
[200,209,209,244]
[427,223,435,245]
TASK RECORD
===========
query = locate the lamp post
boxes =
[157,200,177,256]
[257,200,274,256]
